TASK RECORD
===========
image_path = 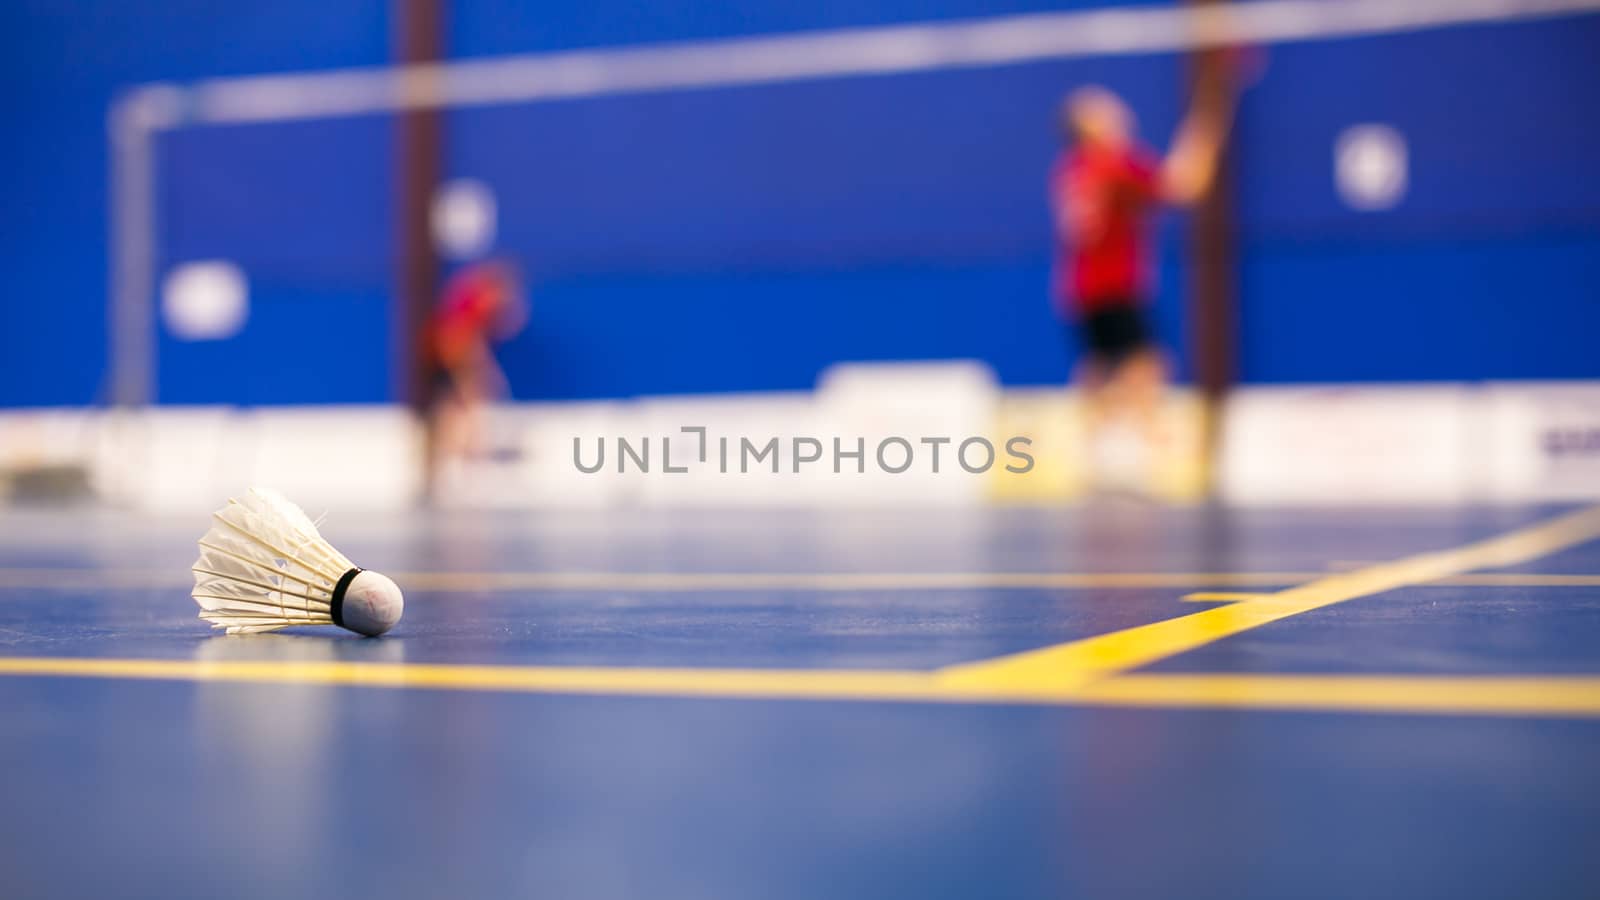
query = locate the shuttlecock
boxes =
[191,488,403,636]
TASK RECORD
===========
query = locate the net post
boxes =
[107,86,180,408]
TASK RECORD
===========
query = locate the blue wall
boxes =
[0,0,391,406]
[2,2,1596,406]
[1233,19,1600,382]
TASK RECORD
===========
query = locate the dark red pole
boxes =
[394,0,444,412]
[1186,0,1239,493]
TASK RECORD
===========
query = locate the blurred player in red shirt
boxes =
[1051,81,1236,484]
[424,259,527,489]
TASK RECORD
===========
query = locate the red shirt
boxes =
[1051,144,1160,314]
[426,266,507,369]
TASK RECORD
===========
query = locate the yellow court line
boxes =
[2,568,1600,592]
[1071,674,1600,718]
[1442,573,1600,587]
[0,656,942,702]
[1181,592,1274,603]
[0,656,1597,717]
[940,505,1600,690]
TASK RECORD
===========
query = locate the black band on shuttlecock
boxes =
[330,567,363,629]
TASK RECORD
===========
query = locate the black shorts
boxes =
[1077,303,1152,366]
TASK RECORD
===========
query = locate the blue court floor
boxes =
[1,503,1598,899]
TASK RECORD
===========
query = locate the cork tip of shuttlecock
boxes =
[340,570,404,637]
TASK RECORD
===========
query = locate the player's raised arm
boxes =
[1160,58,1240,206]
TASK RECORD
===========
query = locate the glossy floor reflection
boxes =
[0,504,1597,899]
